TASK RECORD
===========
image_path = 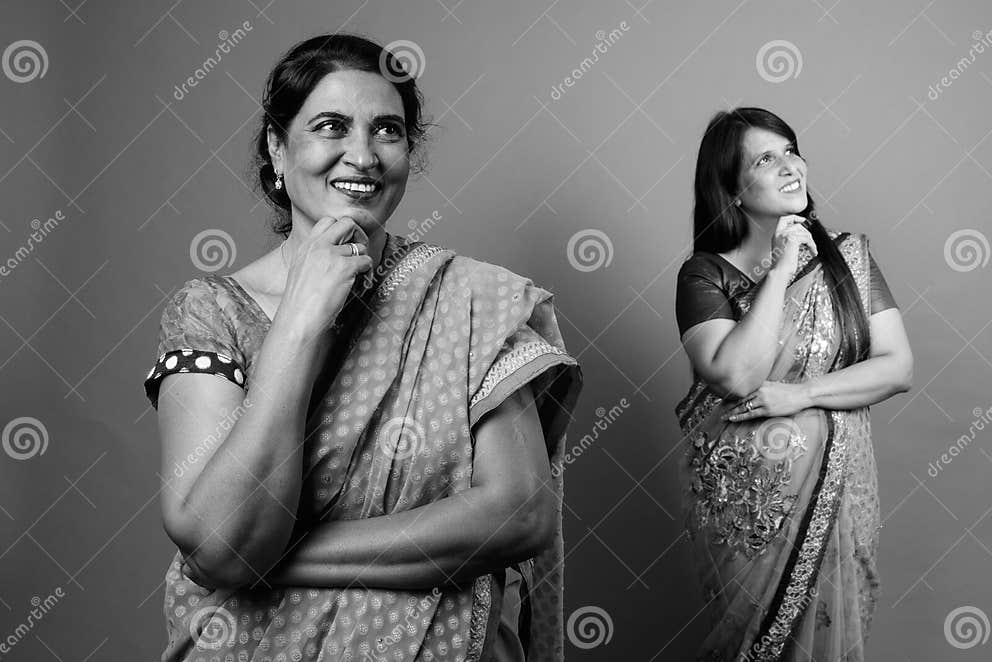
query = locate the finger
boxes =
[320,217,360,244]
[311,215,340,236]
[335,216,371,247]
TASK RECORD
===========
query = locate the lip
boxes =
[779,178,803,193]
[329,176,383,202]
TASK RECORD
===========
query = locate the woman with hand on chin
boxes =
[674,107,912,661]
[143,34,581,662]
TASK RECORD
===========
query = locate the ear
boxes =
[266,125,284,174]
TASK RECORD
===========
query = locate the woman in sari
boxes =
[142,34,581,662]
[674,107,913,661]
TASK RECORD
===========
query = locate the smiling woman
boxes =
[673,107,913,661]
[142,34,582,662]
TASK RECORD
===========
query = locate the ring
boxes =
[348,242,360,257]
[745,399,754,412]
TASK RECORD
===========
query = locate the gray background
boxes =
[2,0,992,659]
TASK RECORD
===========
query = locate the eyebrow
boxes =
[307,111,405,126]
[750,143,797,163]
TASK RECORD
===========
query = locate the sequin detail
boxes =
[747,410,850,661]
[688,421,807,557]
[470,340,565,408]
[465,574,493,662]
[374,244,446,303]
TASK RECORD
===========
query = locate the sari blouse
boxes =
[143,232,582,662]
[675,238,898,337]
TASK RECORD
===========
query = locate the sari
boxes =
[674,232,881,661]
[144,231,582,661]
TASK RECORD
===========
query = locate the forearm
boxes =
[256,486,549,591]
[182,320,327,582]
[711,268,790,396]
[801,354,912,410]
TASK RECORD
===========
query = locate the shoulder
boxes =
[677,252,729,284]
[449,253,537,292]
[826,228,867,247]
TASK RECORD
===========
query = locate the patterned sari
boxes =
[145,232,582,661]
[675,233,881,661]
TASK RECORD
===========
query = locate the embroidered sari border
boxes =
[745,410,848,661]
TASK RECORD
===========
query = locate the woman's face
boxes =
[735,127,808,219]
[269,69,410,236]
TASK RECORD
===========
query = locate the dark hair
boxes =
[692,106,870,368]
[252,33,429,237]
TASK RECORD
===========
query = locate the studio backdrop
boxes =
[2,0,991,660]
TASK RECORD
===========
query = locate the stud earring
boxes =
[274,173,283,190]
[735,199,741,206]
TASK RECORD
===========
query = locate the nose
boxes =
[342,132,378,170]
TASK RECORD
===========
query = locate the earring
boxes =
[734,199,741,206]
[274,173,283,190]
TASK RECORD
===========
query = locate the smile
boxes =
[779,179,801,193]
[331,178,382,200]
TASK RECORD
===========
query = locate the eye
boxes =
[374,123,404,140]
[314,119,346,134]
[757,154,772,166]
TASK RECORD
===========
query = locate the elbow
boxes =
[493,489,557,561]
[162,509,257,590]
[891,354,914,394]
[714,370,762,401]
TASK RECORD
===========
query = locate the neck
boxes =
[735,212,779,261]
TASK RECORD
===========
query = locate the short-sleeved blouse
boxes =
[675,233,898,337]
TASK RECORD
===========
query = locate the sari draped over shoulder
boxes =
[144,232,582,662]
[674,233,881,662]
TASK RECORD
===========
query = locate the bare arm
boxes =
[160,318,327,589]
[246,384,556,591]
[681,267,791,399]
[800,308,913,409]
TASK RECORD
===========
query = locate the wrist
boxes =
[798,380,817,408]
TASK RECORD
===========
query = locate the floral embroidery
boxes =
[747,410,850,661]
[688,423,807,558]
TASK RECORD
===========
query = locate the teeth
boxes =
[333,181,377,193]
[780,180,800,192]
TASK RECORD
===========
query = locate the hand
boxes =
[769,215,817,279]
[722,380,812,422]
[280,216,375,338]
